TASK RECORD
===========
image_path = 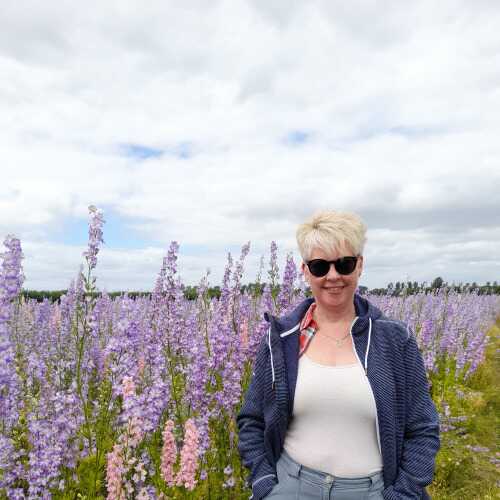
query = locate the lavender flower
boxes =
[0,236,24,494]
[83,205,105,270]
[0,235,24,411]
[277,253,298,314]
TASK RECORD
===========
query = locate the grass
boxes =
[428,319,500,499]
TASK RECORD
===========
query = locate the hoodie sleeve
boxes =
[383,330,440,500]
[237,334,278,499]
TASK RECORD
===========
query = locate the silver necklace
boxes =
[318,329,351,347]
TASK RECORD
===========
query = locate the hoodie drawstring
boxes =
[268,327,275,390]
[364,317,372,375]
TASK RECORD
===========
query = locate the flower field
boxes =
[0,208,499,499]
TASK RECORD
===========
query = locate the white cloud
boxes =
[1,0,499,289]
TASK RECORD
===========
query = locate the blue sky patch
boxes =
[51,209,157,249]
[119,142,196,160]
[120,143,163,160]
[284,130,310,146]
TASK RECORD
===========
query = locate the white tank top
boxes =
[283,354,383,477]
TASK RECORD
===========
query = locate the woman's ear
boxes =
[358,255,364,276]
[301,261,309,282]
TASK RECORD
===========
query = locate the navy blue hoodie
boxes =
[237,295,440,499]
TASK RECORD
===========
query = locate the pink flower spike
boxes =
[122,376,136,399]
[127,416,145,448]
[106,444,125,500]
[175,418,200,490]
[160,419,177,486]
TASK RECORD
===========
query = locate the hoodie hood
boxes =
[352,293,383,334]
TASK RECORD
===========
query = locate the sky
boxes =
[1,0,499,291]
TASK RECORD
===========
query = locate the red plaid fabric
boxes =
[299,302,317,356]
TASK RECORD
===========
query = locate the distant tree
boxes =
[246,282,265,297]
[184,286,198,300]
[22,290,68,302]
[431,277,444,289]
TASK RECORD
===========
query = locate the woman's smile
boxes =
[322,284,345,292]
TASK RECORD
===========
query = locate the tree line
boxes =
[20,278,500,303]
[367,278,500,296]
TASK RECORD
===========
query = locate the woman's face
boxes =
[301,245,363,312]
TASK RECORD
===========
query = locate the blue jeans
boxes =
[265,450,384,499]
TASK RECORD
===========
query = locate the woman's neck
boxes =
[314,302,356,325]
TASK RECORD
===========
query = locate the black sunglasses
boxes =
[306,256,359,277]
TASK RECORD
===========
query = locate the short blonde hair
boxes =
[296,210,367,261]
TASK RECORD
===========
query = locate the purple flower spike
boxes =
[277,253,298,314]
[0,235,24,304]
[83,205,105,270]
[0,237,26,494]
[0,235,24,420]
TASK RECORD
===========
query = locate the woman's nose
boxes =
[325,262,340,279]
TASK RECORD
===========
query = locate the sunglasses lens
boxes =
[308,259,330,277]
[335,257,358,275]
[307,257,358,277]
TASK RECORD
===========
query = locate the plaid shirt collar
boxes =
[299,302,318,356]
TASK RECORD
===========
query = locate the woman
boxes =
[237,211,440,499]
